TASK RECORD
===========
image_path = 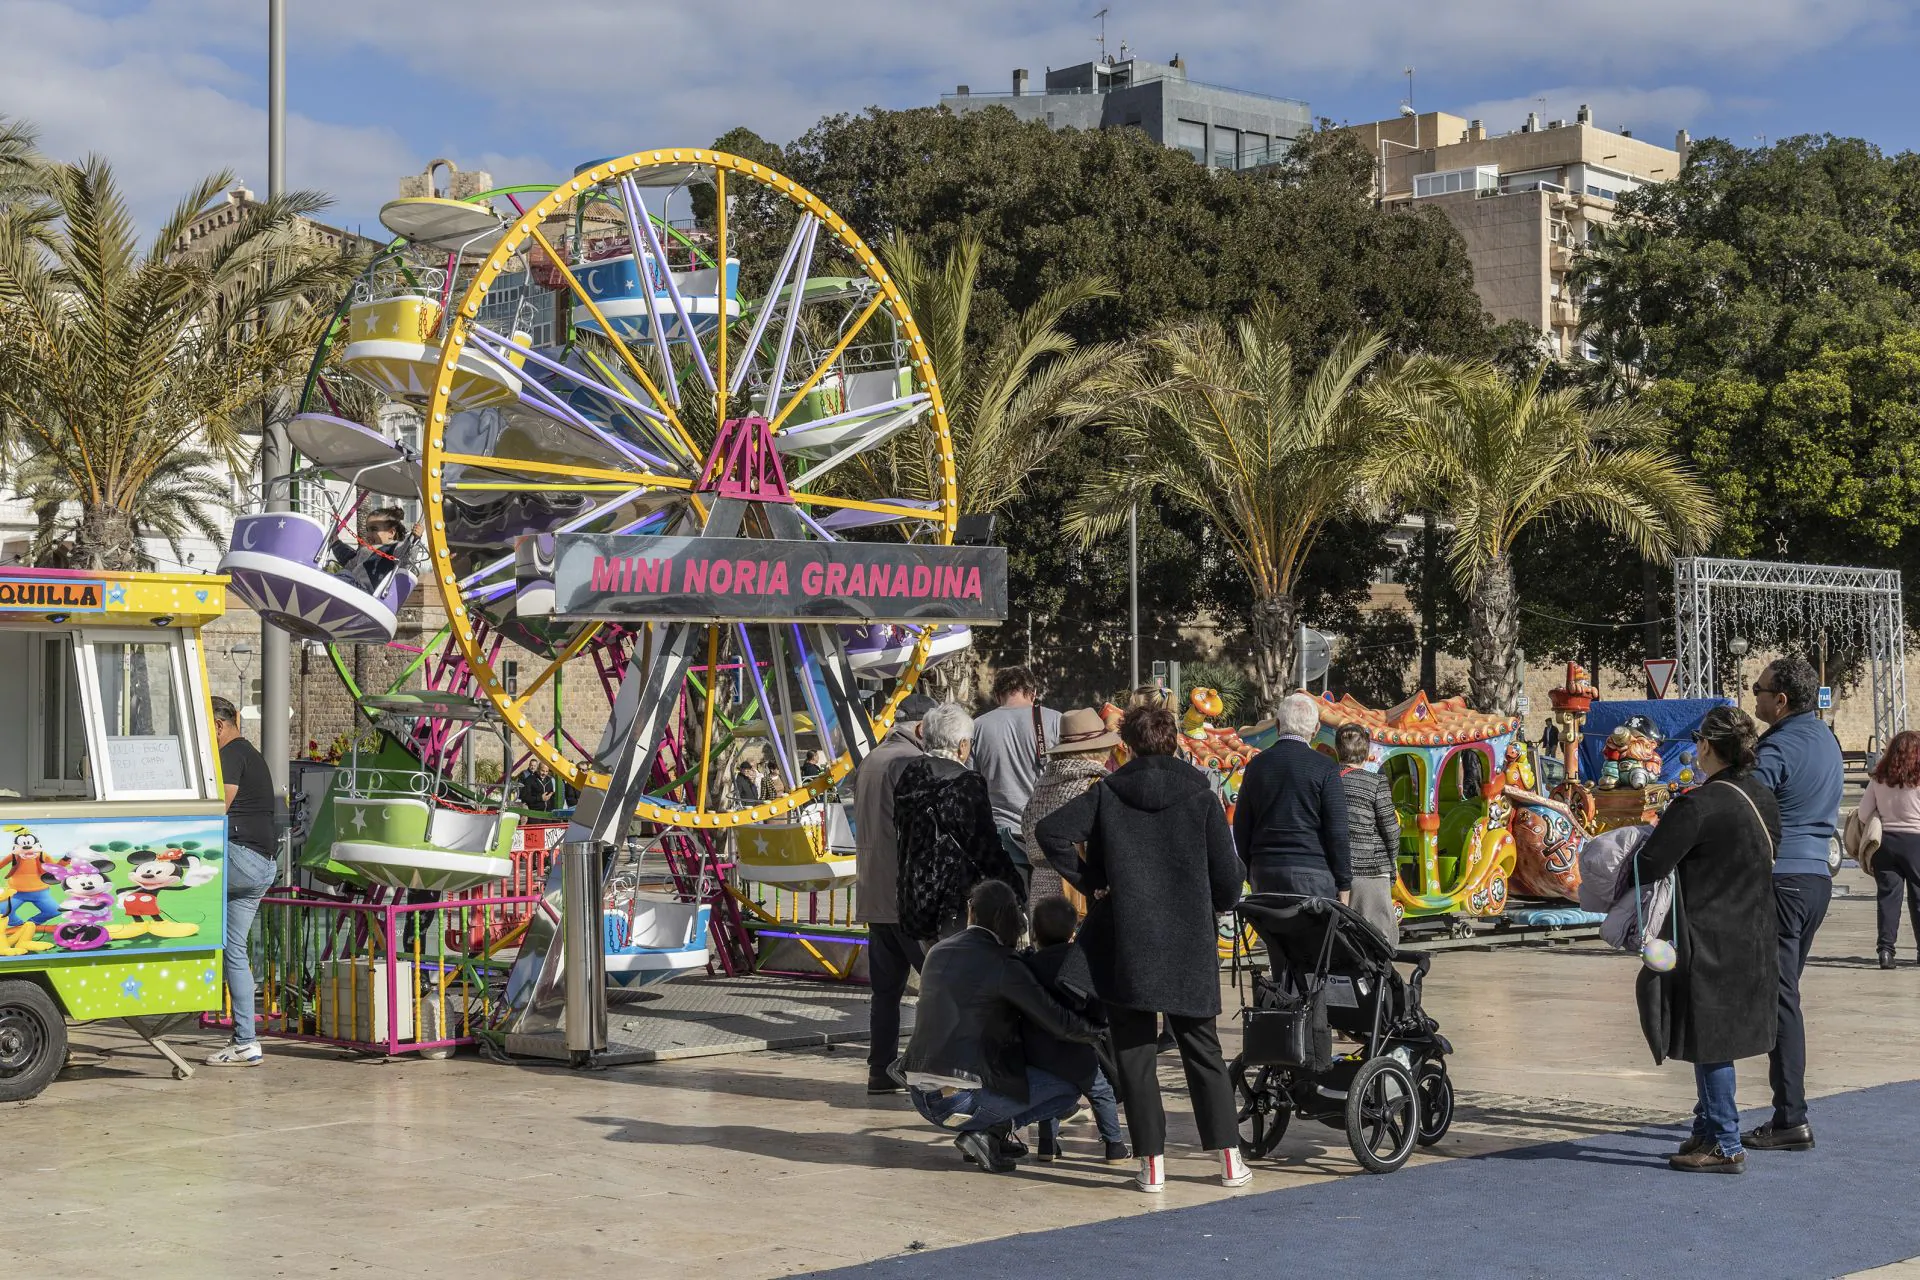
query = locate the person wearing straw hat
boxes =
[1020,709,1122,908]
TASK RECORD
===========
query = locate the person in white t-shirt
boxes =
[968,667,1060,897]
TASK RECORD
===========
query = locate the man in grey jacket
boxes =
[854,693,937,1094]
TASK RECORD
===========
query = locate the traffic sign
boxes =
[1644,658,1678,699]
[1818,686,1833,710]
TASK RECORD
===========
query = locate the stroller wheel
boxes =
[1415,1062,1454,1146]
[1229,1057,1290,1159]
[1344,1057,1419,1174]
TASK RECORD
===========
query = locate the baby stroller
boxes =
[1227,892,1453,1174]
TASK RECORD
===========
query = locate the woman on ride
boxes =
[1857,729,1920,968]
[1630,705,1780,1174]
[1036,703,1246,1194]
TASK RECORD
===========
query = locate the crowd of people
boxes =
[852,655,1855,1186]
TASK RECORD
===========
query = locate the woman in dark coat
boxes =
[1631,704,1780,1175]
[1036,704,1246,1194]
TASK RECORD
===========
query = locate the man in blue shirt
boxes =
[1745,657,1843,1152]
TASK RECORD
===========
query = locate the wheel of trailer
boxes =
[1414,1060,1453,1146]
[418,148,963,828]
[0,980,67,1103]
[1344,1056,1419,1174]
[1230,1056,1291,1159]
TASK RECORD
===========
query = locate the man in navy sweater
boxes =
[1745,657,1843,1152]
[1233,693,1351,902]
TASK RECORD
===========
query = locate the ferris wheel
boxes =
[261,151,992,842]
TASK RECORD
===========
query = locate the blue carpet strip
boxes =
[809,1080,1920,1279]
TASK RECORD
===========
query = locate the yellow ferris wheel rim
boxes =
[419,149,959,830]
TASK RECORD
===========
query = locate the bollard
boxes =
[560,840,608,1062]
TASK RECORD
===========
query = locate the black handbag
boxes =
[1240,979,1332,1071]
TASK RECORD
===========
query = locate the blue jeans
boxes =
[5,887,62,926]
[911,1067,1081,1134]
[223,844,278,1047]
[1691,1061,1742,1155]
[1039,1066,1125,1146]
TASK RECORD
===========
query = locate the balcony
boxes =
[1550,242,1575,271]
[1551,299,1579,328]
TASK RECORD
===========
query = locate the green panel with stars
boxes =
[39,950,225,1019]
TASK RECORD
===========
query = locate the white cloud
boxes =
[0,0,1909,228]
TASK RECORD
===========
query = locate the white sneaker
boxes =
[1220,1147,1253,1187]
[204,1042,263,1067]
[1135,1154,1165,1193]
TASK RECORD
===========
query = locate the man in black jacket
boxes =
[1234,692,1352,902]
[902,881,1104,1173]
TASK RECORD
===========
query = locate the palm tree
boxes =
[868,232,1121,515]
[1367,366,1720,714]
[0,144,360,570]
[1063,303,1450,717]
[19,445,232,571]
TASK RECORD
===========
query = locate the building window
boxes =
[1173,120,1207,164]
[1413,166,1500,198]
[1242,131,1270,167]
[1585,183,1619,201]
[1212,127,1240,171]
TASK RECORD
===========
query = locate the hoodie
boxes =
[1035,754,1244,1017]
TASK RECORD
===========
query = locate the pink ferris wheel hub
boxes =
[695,416,792,503]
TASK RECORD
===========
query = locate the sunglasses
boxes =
[1752,683,1781,695]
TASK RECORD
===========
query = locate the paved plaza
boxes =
[7,868,1920,1279]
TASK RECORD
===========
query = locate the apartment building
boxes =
[941,56,1310,172]
[1340,107,1687,356]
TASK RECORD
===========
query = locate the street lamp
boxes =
[1728,636,1750,705]
[1128,499,1139,692]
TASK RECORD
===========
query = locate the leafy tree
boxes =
[1367,367,1720,713]
[1064,310,1444,717]
[0,149,360,570]
[868,232,1119,515]
[1573,135,1920,571]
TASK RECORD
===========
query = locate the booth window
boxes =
[31,634,90,797]
[89,636,198,798]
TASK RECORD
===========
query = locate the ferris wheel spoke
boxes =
[763,217,820,424]
[768,291,888,434]
[502,349,677,472]
[791,622,877,767]
[783,400,933,491]
[618,175,716,394]
[525,220,703,460]
[734,622,796,790]
[715,168,730,429]
[611,180,683,412]
[791,493,946,524]
[507,621,604,716]
[730,212,819,401]
[437,451,694,491]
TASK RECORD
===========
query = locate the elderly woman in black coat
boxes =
[1632,704,1781,1174]
[1036,704,1246,1194]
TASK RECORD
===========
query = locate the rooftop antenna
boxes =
[1094,6,1110,62]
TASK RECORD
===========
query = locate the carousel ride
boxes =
[228,151,979,1000]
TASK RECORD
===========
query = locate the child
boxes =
[1022,895,1130,1163]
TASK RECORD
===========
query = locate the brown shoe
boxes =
[1669,1147,1745,1174]
[1673,1134,1712,1158]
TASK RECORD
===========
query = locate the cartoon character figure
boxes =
[1502,742,1536,792]
[113,843,214,939]
[46,857,117,952]
[1183,687,1225,736]
[1618,717,1664,789]
[1600,725,1631,788]
[1,827,70,926]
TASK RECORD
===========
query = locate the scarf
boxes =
[1020,757,1110,865]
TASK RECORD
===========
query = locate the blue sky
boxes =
[3,0,1917,230]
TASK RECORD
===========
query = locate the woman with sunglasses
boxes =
[1631,705,1781,1174]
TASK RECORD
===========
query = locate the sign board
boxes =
[0,576,106,613]
[553,534,1007,624]
[1515,694,1531,715]
[1643,658,1678,699]
[105,735,190,794]
[1818,686,1834,710]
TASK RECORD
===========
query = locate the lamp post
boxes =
[259,0,292,799]
[1728,635,1750,706]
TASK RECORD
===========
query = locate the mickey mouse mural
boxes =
[0,823,227,962]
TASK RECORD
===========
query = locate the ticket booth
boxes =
[0,570,229,1100]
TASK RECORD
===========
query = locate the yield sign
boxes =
[1643,658,1678,699]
